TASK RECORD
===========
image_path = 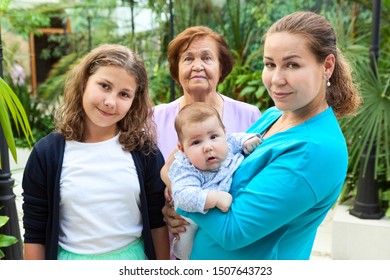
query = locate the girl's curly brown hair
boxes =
[55,44,157,154]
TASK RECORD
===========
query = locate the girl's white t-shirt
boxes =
[59,134,142,254]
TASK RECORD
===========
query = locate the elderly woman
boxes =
[153,26,261,259]
[153,26,261,160]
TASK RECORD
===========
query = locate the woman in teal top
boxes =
[180,106,347,259]
[163,11,362,259]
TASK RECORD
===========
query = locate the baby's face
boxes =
[179,116,229,171]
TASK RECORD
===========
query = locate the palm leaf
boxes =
[39,52,80,103]
[0,216,18,259]
[340,59,390,181]
[0,77,33,163]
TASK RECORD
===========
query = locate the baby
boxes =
[168,102,261,259]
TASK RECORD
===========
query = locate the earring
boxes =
[326,76,331,87]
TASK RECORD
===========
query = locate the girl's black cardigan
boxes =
[22,132,166,260]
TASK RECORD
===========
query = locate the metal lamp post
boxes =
[0,20,23,259]
[169,0,175,102]
[349,0,384,219]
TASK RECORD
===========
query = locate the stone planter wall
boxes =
[332,204,390,259]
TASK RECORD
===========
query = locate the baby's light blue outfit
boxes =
[169,132,258,259]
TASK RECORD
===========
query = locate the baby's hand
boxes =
[243,135,262,154]
[216,192,233,212]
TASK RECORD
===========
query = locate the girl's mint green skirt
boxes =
[57,238,147,260]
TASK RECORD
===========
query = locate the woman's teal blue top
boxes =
[178,106,347,259]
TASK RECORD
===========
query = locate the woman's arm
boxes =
[151,226,170,259]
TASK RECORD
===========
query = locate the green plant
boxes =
[317,0,390,216]
[0,214,18,259]
[339,57,390,213]
[341,59,390,180]
[0,77,33,162]
[214,0,268,107]
[380,186,390,216]
[1,0,34,160]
